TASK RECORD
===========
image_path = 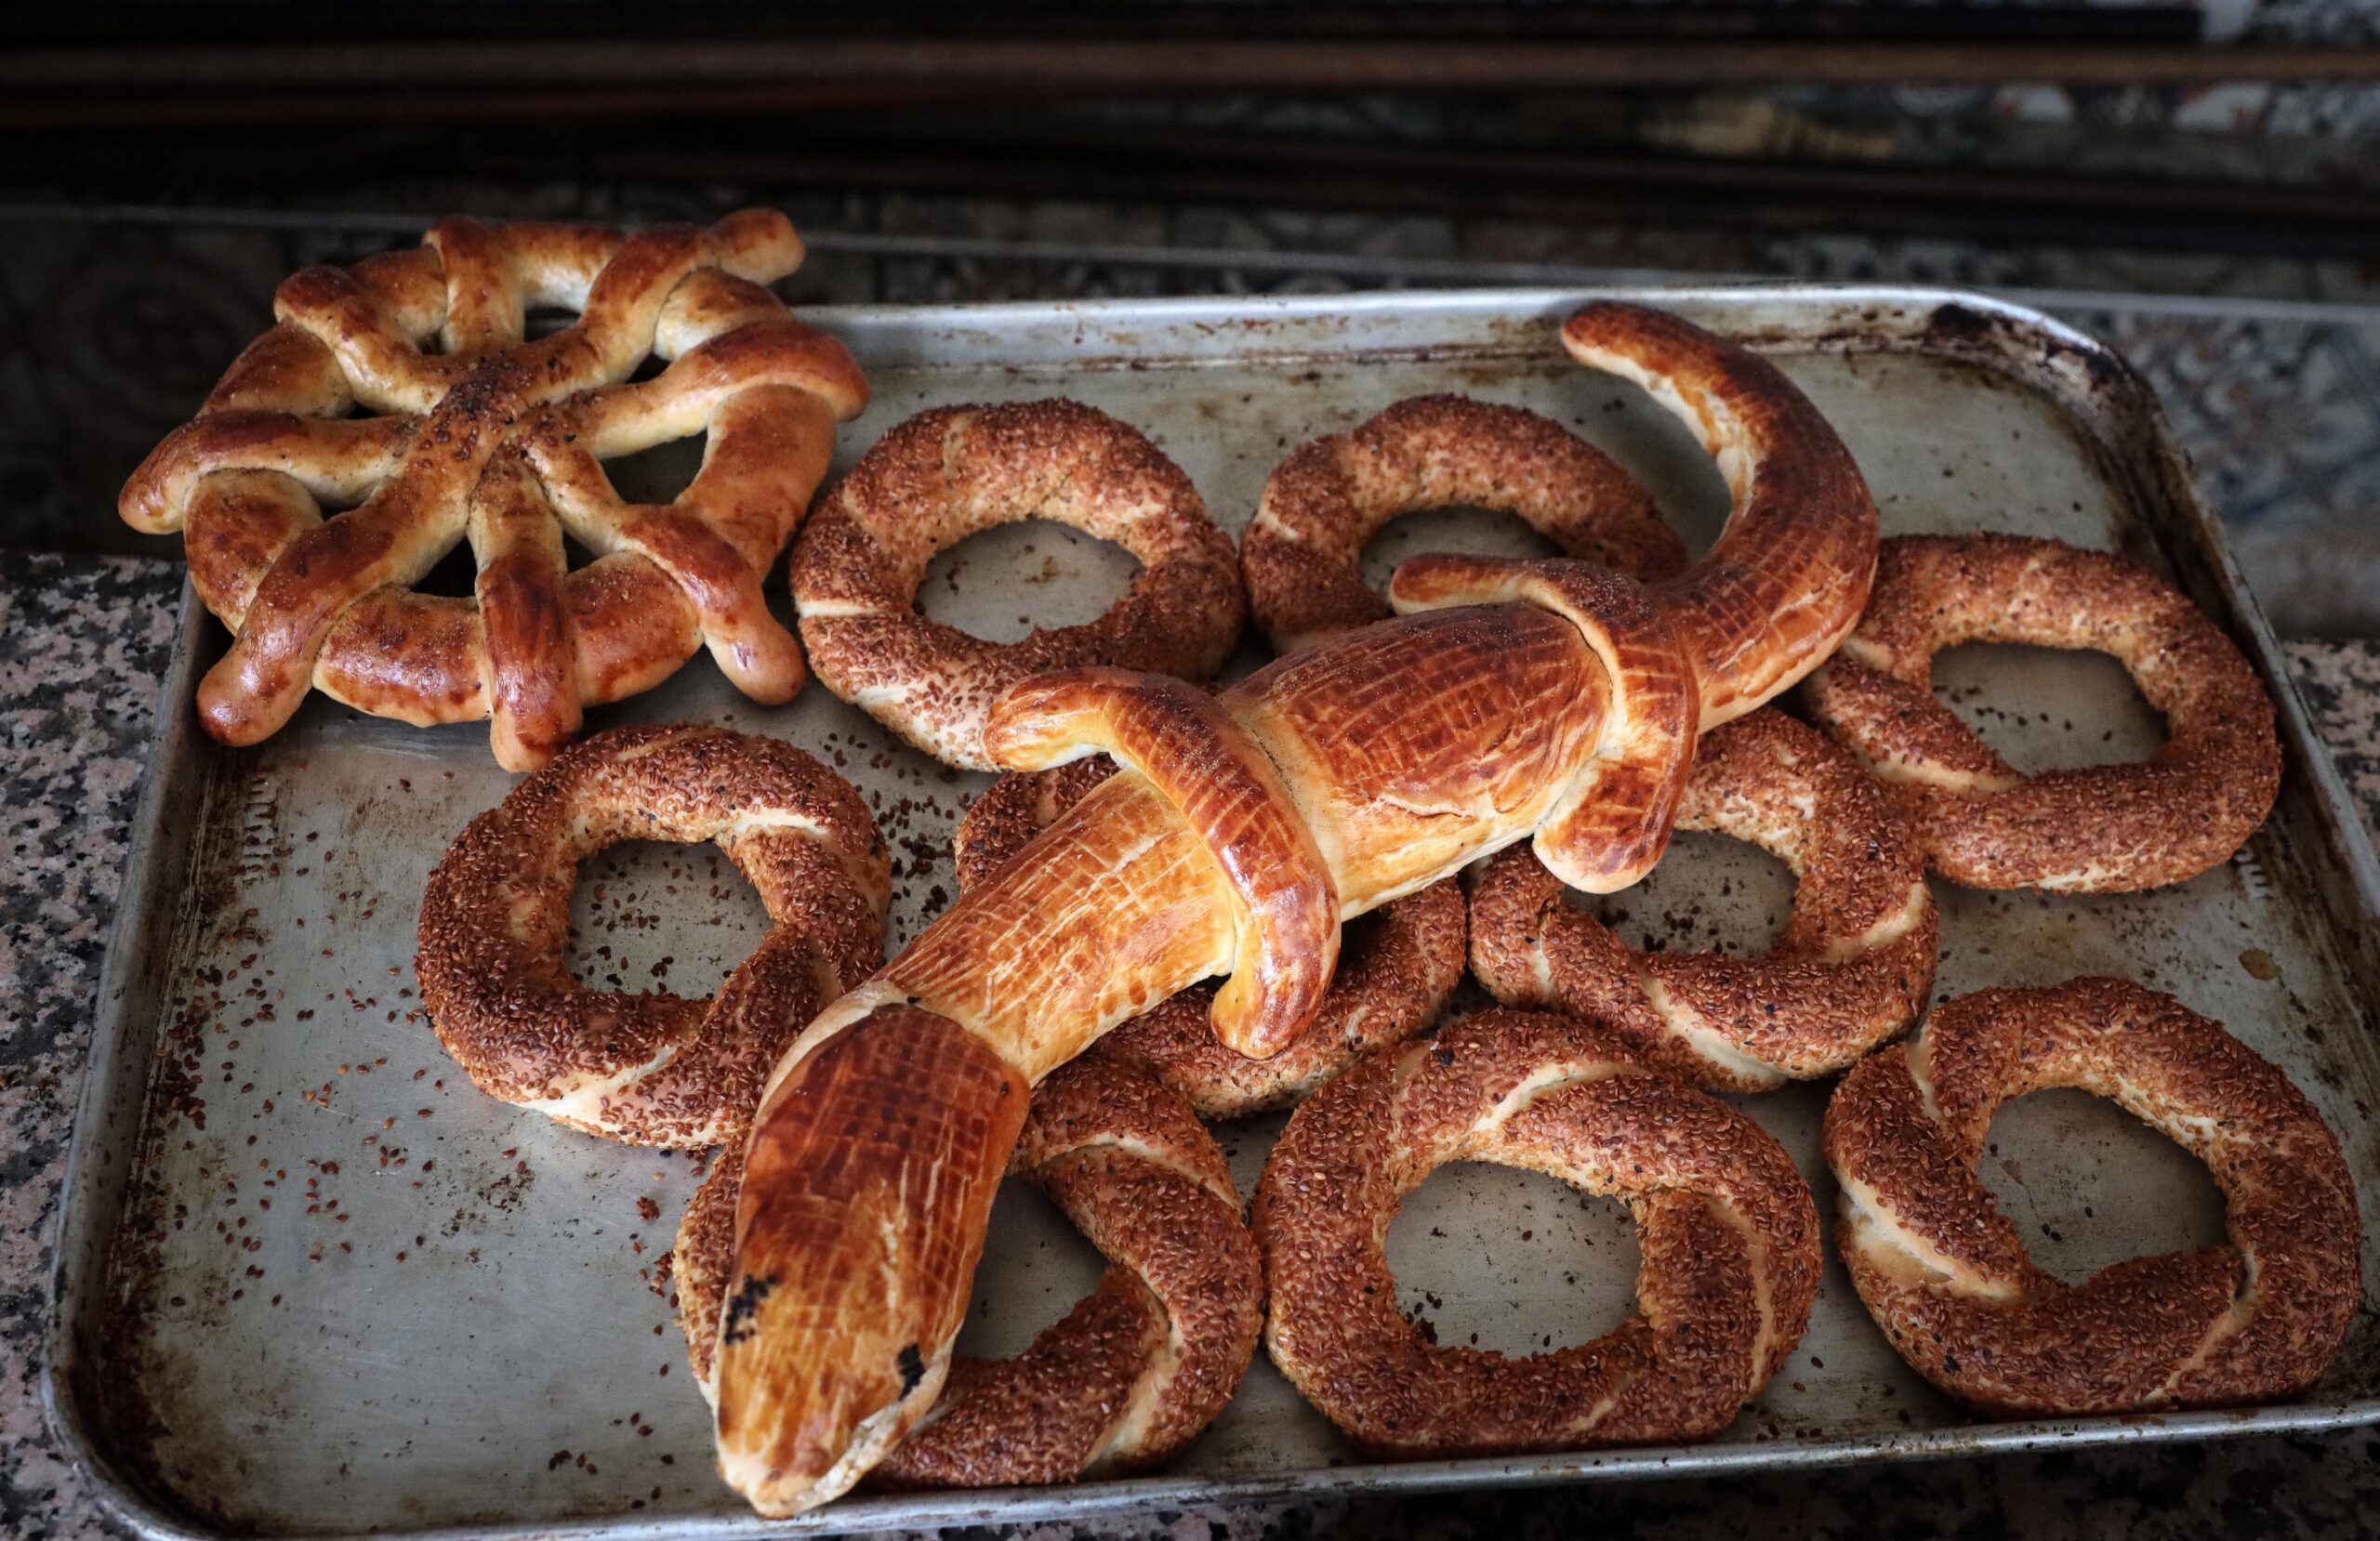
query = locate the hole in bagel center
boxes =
[1355,507,1563,593]
[1567,830,1795,958]
[1976,1087,2227,1287]
[917,520,1146,645]
[1386,1164,1642,1356]
[952,1176,1110,1362]
[562,839,774,1000]
[1931,643,2166,775]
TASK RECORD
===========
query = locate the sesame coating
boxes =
[1253,1008,1820,1456]
[1470,708,1937,1090]
[414,722,890,1147]
[1241,392,1685,652]
[1803,533,2281,892]
[789,398,1245,770]
[1822,977,2360,1416]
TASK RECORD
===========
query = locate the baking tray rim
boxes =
[42,279,2380,1540]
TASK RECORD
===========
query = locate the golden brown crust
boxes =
[1822,978,2360,1416]
[1253,1008,1820,1456]
[677,1056,1261,1488]
[1562,302,1879,727]
[414,723,890,1146]
[1802,534,2281,892]
[985,668,1341,1060]
[955,757,1469,1117]
[120,210,869,770]
[789,399,1245,770]
[1241,393,1685,652]
[1470,709,1937,1091]
[1389,555,1699,895]
[716,304,1880,1512]
[715,1003,1033,1514]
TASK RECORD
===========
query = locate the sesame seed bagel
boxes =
[1469,707,1937,1091]
[953,755,1468,1118]
[415,723,890,1147]
[1253,1008,1820,1456]
[1241,393,1686,653]
[1802,533,2281,892]
[789,399,1245,769]
[675,1053,1263,1487]
[1822,978,2360,1416]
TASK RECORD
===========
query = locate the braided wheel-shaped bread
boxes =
[676,1053,1263,1487]
[121,208,870,770]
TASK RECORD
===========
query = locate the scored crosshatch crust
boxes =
[954,755,1468,1117]
[674,1054,1262,1489]
[712,300,1890,1513]
[119,208,870,770]
[59,286,2380,1541]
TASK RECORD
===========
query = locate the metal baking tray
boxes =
[46,284,2380,1539]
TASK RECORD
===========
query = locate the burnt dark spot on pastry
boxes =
[721,1272,776,1345]
[896,1341,927,1395]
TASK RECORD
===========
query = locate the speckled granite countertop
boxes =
[7,550,2380,1541]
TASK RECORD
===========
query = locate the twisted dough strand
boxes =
[122,210,869,769]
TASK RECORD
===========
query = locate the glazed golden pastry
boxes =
[955,756,1469,1118]
[675,1054,1262,1488]
[707,301,1879,1515]
[121,210,867,770]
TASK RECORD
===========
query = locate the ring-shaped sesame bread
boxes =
[1240,393,1687,652]
[675,1053,1263,1487]
[1469,708,1937,1092]
[789,399,1246,770]
[1822,978,2360,1416]
[415,723,890,1147]
[1802,533,2281,893]
[1253,1008,1820,1457]
[954,756,1468,1117]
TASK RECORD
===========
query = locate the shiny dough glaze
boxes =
[676,1054,1262,1488]
[711,301,1882,1515]
[122,209,869,770]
